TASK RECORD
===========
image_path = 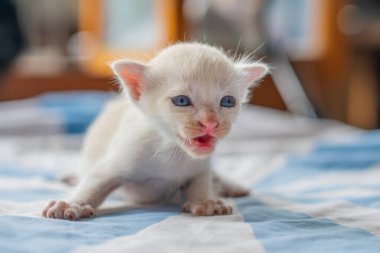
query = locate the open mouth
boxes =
[177,134,217,155]
[191,134,215,148]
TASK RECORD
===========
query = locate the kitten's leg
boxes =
[213,172,249,198]
[182,170,233,216]
[42,171,122,221]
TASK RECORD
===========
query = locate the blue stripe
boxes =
[236,197,380,253]
[0,189,65,202]
[38,91,113,134]
[349,196,380,209]
[262,192,380,210]
[253,164,327,190]
[287,151,380,169]
[254,131,380,191]
[288,184,380,193]
[0,206,179,253]
[0,163,55,180]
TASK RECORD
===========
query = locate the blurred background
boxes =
[0,0,380,129]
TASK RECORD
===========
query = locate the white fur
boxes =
[42,42,268,220]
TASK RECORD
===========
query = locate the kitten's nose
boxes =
[199,120,218,132]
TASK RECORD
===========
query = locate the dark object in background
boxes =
[0,0,24,77]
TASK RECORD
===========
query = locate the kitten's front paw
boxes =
[182,199,233,216]
[42,200,94,221]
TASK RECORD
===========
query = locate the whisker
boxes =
[232,36,243,62]
[251,42,265,57]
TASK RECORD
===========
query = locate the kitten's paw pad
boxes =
[42,200,94,221]
[182,199,233,216]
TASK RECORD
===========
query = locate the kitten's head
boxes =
[112,43,268,158]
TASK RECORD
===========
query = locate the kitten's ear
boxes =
[237,62,269,102]
[111,59,147,100]
[238,62,269,86]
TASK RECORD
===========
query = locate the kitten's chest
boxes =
[127,145,207,184]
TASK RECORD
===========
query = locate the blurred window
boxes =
[103,0,159,51]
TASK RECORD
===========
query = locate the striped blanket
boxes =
[1,92,380,253]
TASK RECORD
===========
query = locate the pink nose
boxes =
[199,121,218,132]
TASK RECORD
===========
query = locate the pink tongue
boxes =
[194,135,212,145]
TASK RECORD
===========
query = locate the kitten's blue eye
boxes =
[172,95,191,106]
[220,96,235,108]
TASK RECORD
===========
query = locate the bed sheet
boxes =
[1,92,380,253]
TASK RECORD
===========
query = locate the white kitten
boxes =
[42,42,268,220]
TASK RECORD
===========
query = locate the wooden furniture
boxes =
[78,0,182,77]
[0,69,112,101]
